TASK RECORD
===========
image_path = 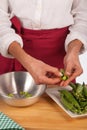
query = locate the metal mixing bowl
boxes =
[0,71,46,107]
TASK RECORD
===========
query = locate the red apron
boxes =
[0,16,69,74]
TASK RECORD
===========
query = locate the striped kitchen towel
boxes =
[0,112,25,130]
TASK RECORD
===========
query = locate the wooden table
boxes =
[0,93,87,130]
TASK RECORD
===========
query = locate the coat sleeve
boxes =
[65,0,87,53]
[0,0,23,58]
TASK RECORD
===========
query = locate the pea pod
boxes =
[59,89,81,110]
[60,69,68,81]
[79,101,87,108]
[75,83,85,102]
[60,93,79,113]
[72,90,86,102]
[75,83,83,94]
[69,82,77,92]
[83,82,87,98]
[81,106,87,114]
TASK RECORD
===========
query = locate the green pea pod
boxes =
[59,89,81,110]
[60,69,68,81]
[79,101,87,108]
[83,82,87,98]
[75,83,83,94]
[84,106,87,112]
[69,82,77,92]
[60,93,80,114]
[81,106,87,114]
[73,91,86,102]
[75,83,86,101]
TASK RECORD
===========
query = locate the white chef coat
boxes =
[0,0,87,58]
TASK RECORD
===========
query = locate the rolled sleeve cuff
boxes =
[65,32,87,54]
[0,33,23,58]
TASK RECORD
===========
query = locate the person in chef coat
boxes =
[0,0,87,86]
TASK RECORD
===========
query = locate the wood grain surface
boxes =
[0,93,87,130]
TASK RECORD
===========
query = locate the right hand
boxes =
[8,42,62,85]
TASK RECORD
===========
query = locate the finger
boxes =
[63,70,81,86]
[59,80,65,86]
[46,72,56,78]
[39,76,61,85]
[64,64,72,77]
[46,66,62,77]
[60,66,83,86]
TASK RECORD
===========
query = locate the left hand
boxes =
[60,39,83,86]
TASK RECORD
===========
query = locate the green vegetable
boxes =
[69,82,77,91]
[59,82,87,114]
[62,75,68,81]
[8,93,14,97]
[59,89,80,110]
[83,82,87,98]
[60,92,80,113]
[19,91,32,98]
[79,101,87,108]
[73,83,86,102]
[60,69,68,81]
[75,83,83,94]
[7,91,32,98]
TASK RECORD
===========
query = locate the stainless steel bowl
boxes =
[0,71,46,107]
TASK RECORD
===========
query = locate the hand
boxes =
[25,57,62,85]
[60,39,83,86]
[62,52,83,86]
[8,41,62,85]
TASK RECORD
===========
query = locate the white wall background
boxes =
[76,51,87,84]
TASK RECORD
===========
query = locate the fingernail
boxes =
[59,72,63,76]
[66,72,71,76]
